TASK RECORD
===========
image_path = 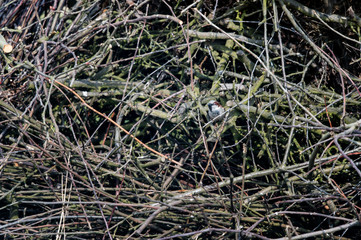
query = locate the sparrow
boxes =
[207,100,225,121]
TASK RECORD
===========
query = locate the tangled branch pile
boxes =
[1,0,361,239]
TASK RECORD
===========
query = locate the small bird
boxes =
[207,100,225,121]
